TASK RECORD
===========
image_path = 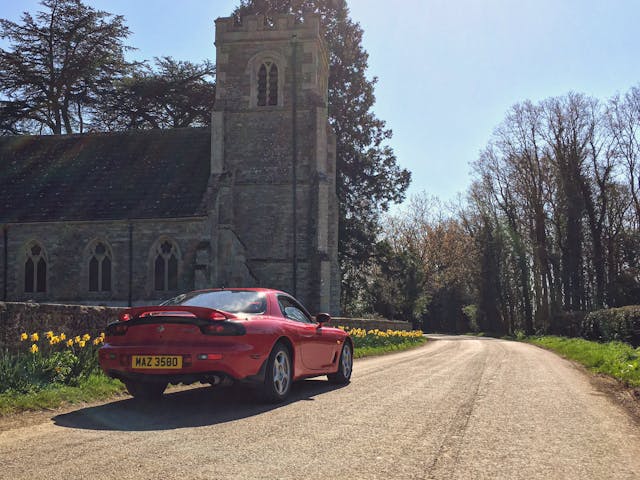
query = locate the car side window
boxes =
[278,296,313,324]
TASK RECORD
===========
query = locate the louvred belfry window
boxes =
[24,242,47,293]
[154,239,179,291]
[257,61,278,106]
[88,242,112,292]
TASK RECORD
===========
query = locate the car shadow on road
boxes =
[52,379,346,432]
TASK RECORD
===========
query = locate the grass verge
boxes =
[0,374,125,416]
[354,338,427,359]
[526,336,640,387]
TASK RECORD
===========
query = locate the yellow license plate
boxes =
[131,355,182,369]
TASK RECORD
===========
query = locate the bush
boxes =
[0,330,105,394]
[550,310,586,337]
[462,304,480,333]
[582,306,640,346]
[337,327,426,358]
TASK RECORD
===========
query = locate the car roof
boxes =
[189,287,287,295]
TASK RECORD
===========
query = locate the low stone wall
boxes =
[0,302,414,352]
[331,317,413,332]
[0,302,122,352]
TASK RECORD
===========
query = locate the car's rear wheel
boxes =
[124,380,168,401]
[328,342,353,384]
[261,342,292,403]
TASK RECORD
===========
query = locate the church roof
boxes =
[0,128,211,223]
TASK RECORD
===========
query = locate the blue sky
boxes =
[2,0,639,206]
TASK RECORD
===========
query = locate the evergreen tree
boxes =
[0,0,132,134]
[95,57,216,131]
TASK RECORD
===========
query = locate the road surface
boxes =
[1,335,640,479]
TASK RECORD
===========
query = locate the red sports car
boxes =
[98,288,353,402]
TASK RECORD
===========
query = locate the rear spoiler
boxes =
[118,305,236,322]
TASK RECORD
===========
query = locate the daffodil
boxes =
[60,333,66,341]
[74,336,81,344]
[30,333,39,342]
[45,331,54,339]
[82,334,91,342]
[20,332,28,341]
[78,340,86,348]
[66,339,74,347]
[30,344,38,354]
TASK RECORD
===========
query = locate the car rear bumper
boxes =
[98,343,267,385]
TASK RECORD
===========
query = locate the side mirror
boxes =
[316,313,331,326]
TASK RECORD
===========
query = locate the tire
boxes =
[328,342,353,384]
[261,342,292,403]
[124,380,167,401]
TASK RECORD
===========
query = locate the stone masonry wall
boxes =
[0,302,412,352]
[214,13,337,315]
[0,302,122,353]
[1,217,211,306]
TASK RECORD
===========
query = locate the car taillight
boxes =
[200,321,246,336]
[106,323,129,336]
[119,312,131,321]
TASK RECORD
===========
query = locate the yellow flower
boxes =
[82,333,91,342]
[60,333,66,341]
[30,333,39,342]
[99,332,105,339]
[93,337,102,346]
[66,339,74,347]
[78,340,86,348]
[20,332,28,341]
[74,336,81,344]
[30,344,38,354]
[45,331,54,339]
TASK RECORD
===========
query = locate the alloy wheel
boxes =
[272,350,291,395]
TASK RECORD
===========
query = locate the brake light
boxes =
[200,321,246,336]
[119,312,131,321]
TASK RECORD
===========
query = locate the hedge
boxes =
[581,305,640,346]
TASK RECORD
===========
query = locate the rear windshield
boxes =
[161,290,267,314]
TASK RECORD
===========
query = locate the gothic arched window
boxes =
[24,242,47,293]
[154,239,179,291]
[257,61,278,106]
[88,241,112,292]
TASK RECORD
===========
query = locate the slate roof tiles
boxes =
[0,128,212,223]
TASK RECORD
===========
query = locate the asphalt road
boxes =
[1,335,640,480]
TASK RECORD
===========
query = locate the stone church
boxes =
[0,14,341,315]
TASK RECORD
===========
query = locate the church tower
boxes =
[212,14,340,314]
